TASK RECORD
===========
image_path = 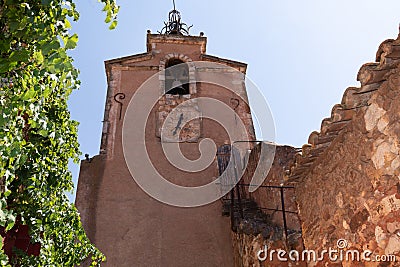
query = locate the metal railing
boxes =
[217,141,300,242]
[237,183,297,241]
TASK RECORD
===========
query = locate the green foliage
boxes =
[0,0,118,265]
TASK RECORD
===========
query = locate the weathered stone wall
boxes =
[292,34,400,266]
[231,144,305,266]
[232,230,307,267]
[242,145,301,230]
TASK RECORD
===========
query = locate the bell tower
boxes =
[76,5,255,266]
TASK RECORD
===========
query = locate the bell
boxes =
[172,80,185,91]
[171,79,183,89]
[168,79,188,95]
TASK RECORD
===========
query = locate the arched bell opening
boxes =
[165,58,190,95]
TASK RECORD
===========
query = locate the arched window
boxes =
[165,59,190,95]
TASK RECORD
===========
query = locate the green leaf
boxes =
[9,20,20,32]
[109,20,118,30]
[18,154,28,166]
[41,0,52,5]
[5,215,15,231]
[33,51,44,65]
[9,50,30,63]
[65,18,72,29]
[0,60,11,73]
[64,34,78,50]
[41,40,60,56]
[21,88,36,101]
[102,3,111,12]
[38,129,48,137]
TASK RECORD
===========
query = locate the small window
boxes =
[165,59,190,95]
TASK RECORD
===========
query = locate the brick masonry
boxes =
[229,30,400,267]
[289,31,400,266]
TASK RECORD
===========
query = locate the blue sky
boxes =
[68,0,400,199]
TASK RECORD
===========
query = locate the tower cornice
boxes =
[146,33,207,54]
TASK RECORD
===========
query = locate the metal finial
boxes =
[158,0,193,35]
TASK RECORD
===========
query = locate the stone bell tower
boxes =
[76,6,255,267]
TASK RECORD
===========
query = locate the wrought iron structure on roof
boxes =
[159,0,193,35]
